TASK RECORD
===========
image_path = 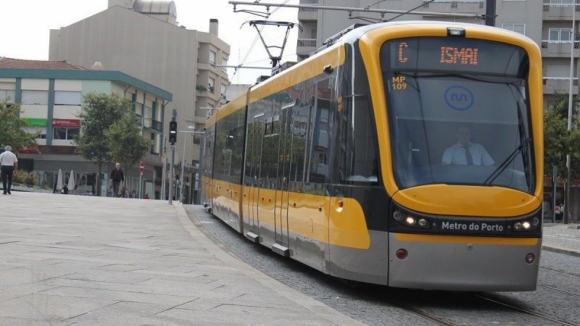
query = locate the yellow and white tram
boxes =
[201,21,543,291]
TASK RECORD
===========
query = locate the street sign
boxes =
[139,161,145,173]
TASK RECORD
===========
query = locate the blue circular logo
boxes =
[444,85,474,111]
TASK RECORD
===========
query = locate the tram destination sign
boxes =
[437,218,507,235]
[383,37,528,77]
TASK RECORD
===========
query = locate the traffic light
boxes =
[169,121,177,144]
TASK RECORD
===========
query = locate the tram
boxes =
[201,21,543,291]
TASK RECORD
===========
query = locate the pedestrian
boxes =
[61,184,69,194]
[144,193,150,199]
[0,145,18,195]
[555,203,563,223]
[130,189,137,198]
[109,163,124,197]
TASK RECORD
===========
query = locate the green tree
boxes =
[0,100,38,153]
[106,111,152,183]
[75,93,131,196]
[544,96,580,180]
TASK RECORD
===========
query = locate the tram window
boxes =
[306,78,332,184]
[336,95,378,184]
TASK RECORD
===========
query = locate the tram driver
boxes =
[442,126,494,166]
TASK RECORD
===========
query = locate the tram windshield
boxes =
[381,37,534,192]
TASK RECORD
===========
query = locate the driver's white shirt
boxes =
[442,142,494,166]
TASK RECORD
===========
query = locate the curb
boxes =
[542,245,580,257]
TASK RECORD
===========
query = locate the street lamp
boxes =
[565,3,576,224]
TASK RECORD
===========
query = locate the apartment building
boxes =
[296,0,578,108]
[49,0,229,167]
[48,0,230,203]
[0,58,172,198]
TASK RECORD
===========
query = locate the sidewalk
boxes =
[0,192,363,326]
[0,193,577,326]
[542,222,580,257]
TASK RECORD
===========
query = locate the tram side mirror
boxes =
[323,65,334,74]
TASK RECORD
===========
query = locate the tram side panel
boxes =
[325,43,390,284]
[201,125,215,210]
[211,106,246,233]
[287,77,331,271]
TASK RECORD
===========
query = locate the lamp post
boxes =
[566,2,576,224]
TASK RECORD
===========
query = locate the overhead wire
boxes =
[230,0,291,81]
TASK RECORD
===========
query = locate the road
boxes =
[187,205,580,326]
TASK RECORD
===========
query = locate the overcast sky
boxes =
[0,0,299,84]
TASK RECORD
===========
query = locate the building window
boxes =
[222,57,228,73]
[208,77,215,93]
[210,50,216,66]
[53,127,79,140]
[549,28,573,42]
[0,90,15,103]
[24,127,46,139]
[502,23,525,35]
[21,90,49,105]
[550,0,574,4]
[54,91,82,105]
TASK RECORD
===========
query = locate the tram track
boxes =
[475,294,579,326]
[541,265,580,278]
[539,284,580,298]
[386,302,457,326]
[189,206,579,326]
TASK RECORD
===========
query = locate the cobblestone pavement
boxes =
[188,205,580,326]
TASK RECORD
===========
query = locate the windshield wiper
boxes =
[483,140,529,185]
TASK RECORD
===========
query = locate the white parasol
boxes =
[56,169,63,192]
[67,170,75,193]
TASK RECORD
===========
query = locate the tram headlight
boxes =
[393,211,404,221]
[390,203,434,232]
[512,213,541,233]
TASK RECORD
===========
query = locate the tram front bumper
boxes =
[388,233,541,291]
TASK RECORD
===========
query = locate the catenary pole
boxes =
[485,0,496,26]
[566,3,576,224]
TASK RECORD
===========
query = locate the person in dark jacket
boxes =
[109,163,124,197]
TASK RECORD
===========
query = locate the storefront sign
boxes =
[52,119,80,127]
[24,118,47,127]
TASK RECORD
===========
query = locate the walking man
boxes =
[109,163,124,197]
[0,145,18,195]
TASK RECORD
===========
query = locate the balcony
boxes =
[298,7,317,21]
[297,38,317,57]
[422,1,483,14]
[541,41,580,58]
[543,77,579,95]
[151,120,162,131]
[543,3,579,20]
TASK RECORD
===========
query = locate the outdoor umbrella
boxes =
[67,170,75,193]
[56,169,63,192]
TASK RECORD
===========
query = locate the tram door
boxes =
[245,113,264,242]
[273,106,292,256]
